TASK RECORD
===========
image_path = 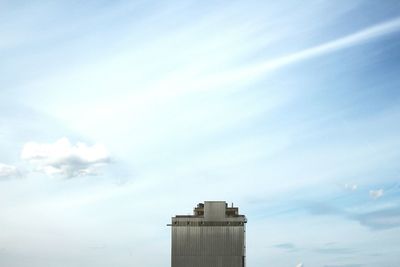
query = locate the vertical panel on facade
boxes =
[170,201,247,267]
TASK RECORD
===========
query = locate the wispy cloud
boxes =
[0,163,20,179]
[357,206,400,230]
[306,202,400,230]
[314,247,354,255]
[369,189,384,199]
[344,184,358,191]
[274,242,297,251]
[87,16,400,103]
[227,17,400,82]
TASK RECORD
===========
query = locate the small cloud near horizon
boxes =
[369,189,384,199]
[344,183,358,191]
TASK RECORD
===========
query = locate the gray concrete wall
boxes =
[171,225,245,267]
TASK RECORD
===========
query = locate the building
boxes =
[169,201,247,267]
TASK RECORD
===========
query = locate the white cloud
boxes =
[21,137,110,178]
[369,189,384,199]
[344,184,358,191]
[0,163,19,179]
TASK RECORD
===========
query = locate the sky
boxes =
[1,1,400,266]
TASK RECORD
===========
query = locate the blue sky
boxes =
[1,1,400,267]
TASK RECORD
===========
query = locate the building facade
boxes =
[170,201,247,267]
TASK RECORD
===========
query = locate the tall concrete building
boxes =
[170,201,247,267]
